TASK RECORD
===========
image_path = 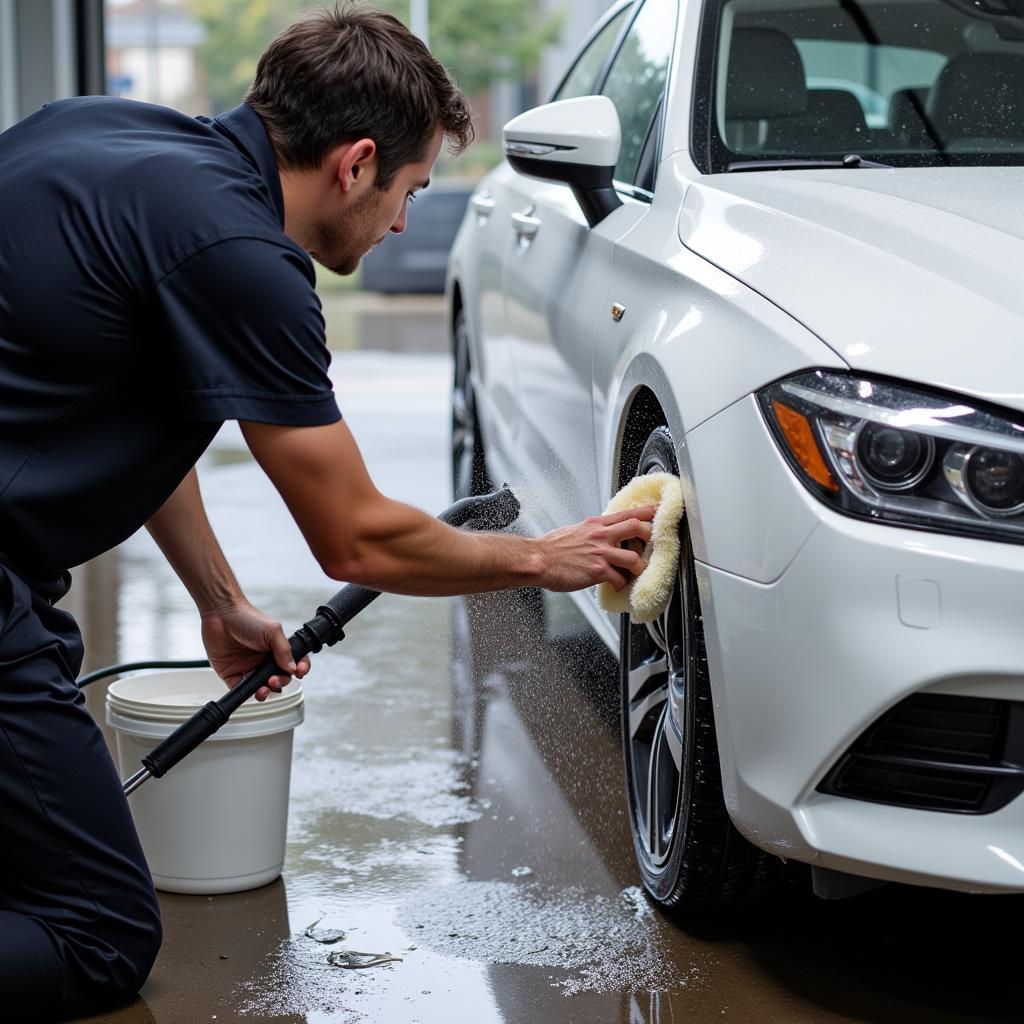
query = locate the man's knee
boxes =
[119,899,163,996]
[104,888,163,998]
[62,888,163,1015]
[0,894,161,1021]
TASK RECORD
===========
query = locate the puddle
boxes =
[396,881,695,996]
[291,749,487,828]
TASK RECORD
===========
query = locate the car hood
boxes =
[679,167,1024,414]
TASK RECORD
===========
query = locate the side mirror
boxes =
[503,96,624,228]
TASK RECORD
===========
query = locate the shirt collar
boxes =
[213,102,286,226]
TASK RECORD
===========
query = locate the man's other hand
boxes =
[200,599,310,702]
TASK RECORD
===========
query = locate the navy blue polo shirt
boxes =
[0,98,341,576]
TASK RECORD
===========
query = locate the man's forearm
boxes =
[145,469,244,613]
[242,418,651,598]
[325,495,545,596]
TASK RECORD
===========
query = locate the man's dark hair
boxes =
[246,3,474,189]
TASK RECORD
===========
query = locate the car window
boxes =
[553,6,632,103]
[600,0,677,185]
[634,97,664,193]
[795,39,946,128]
[704,0,1024,170]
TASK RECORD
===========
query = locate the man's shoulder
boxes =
[34,98,263,193]
[20,95,209,147]
[0,97,296,291]
[56,100,287,270]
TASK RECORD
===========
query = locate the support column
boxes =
[0,0,17,130]
[52,0,75,100]
[75,0,106,96]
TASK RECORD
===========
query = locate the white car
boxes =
[447,0,1024,908]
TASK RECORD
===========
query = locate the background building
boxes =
[105,0,205,110]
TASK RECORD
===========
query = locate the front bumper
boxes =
[688,396,1024,892]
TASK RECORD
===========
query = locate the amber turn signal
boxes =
[771,400,839,492]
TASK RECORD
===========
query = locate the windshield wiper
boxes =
[727,154,892,172]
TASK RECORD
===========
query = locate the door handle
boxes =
[511,208,541,243]
[471,192,495,222]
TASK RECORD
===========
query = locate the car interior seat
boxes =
[888,87,933,148]
[928,52,1024,151]
[724,28,807,152]
[767,88,870,152]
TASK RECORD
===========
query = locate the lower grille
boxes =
[818,693,1024,814]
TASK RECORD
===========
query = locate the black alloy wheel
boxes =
[621,426,781,909]
[451,308,490,500]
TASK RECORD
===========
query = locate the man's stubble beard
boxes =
[313,186,385,277]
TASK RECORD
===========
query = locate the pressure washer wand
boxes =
[121,486,520,796]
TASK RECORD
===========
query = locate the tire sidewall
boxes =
[620,426,700,903]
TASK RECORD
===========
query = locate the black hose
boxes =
[78,658,210,689]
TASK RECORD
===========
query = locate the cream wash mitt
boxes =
[596,472,684,624]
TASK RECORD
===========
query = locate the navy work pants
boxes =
[0,565,161,1020]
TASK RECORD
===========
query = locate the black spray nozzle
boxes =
[440,484,519,531]
[319,485,518,630]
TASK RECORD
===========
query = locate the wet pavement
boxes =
[69,292,1021,1023]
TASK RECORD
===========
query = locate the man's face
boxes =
[313,128,443,277]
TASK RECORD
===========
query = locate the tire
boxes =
[621,426,781,909]
[451,307,490,500]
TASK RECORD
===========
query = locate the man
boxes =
[0,4,654,1018]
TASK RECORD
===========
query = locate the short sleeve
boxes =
[156,237,341,425]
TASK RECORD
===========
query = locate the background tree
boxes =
[193,0,308,114]
[401,0,562,99]
[194,0,562,115]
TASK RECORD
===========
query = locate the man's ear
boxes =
[335,138,377,194]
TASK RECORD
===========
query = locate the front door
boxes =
[502,0,677,530]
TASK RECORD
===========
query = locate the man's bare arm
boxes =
[145,468,244,613]
[241,418,653,596]
[145,468,308,699]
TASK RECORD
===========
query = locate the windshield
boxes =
[697,0,1024,171]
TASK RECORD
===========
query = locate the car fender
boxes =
[597,211,847,581]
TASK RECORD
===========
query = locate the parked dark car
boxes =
[361,179,474,294]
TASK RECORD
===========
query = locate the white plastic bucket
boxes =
[106,668,304,895]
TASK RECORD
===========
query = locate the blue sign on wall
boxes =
[108,75,134,95]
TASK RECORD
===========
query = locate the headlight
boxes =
[758,370,1024,543]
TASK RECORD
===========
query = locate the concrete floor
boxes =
[68,293,1020,1023]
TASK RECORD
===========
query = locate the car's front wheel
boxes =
[621,426,781,909]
